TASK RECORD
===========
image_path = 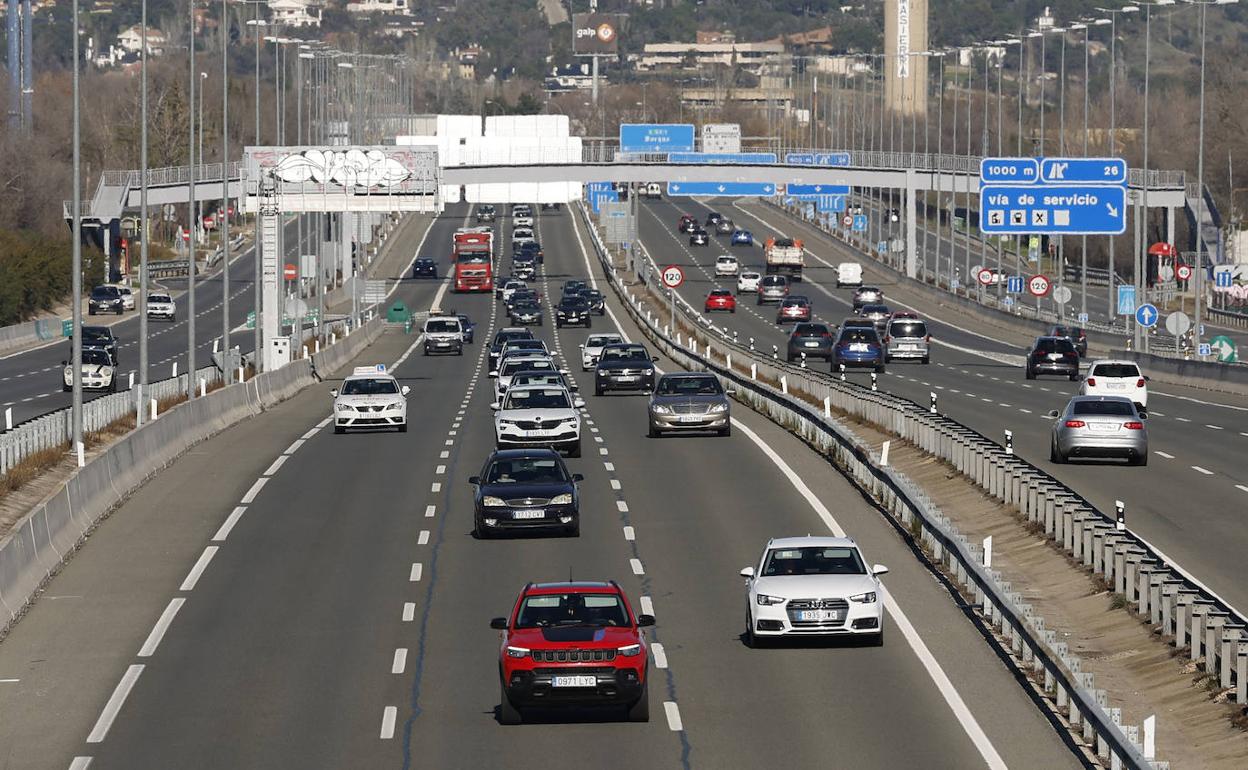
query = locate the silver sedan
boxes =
[647,373,732,437]
[1049,396,1148,466]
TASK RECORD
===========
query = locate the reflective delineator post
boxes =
[772,345,778,359]
[823,396,830,418]
[880,440,890,466]
[983,535,993,568]
[930,391,938,414]
[800,352,807,369]
[1005,429,1014,455]
[839,363,846,382]
[870,372,877,391]
[1116,500,1126,531]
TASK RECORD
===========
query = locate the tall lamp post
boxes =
[245,15,268,370]
[186,1,197,395]
[71,0,82,452]
[138,0,150,423]
[1136,0,1176,350]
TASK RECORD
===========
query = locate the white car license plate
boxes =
[678,415,703,423]
[512,509,544,519]
[1108,382,1125,389]
[901,344,918,350]
[524,429,555,437]
[804,341,820,347]
[1089,423,1118,433]
[616,375,637,382]
[797,610,841,622]
[849,343,869,352]
[552,675,597,688]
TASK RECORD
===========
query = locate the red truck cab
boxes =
[453,230,494,293]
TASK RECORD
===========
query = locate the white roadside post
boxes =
[983,535,993,568]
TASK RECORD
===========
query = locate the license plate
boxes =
[552,675,597,688]
[512,509,544,519]
[1108,382,1125,389]
[850,343,868,352]
[524,429,555,437]
[1047,354,1062,361]
[804,341,820,347]
[797,610,841,622]
[901,344,918,350]
[1089,423,1118,433]
[616,375,637,382]
[678,415,703,423]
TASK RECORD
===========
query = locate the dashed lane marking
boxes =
[179,546,219,592]
[211,507,248,542]
[663,701,684,731]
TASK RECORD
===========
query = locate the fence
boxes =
[583,203,1244,769]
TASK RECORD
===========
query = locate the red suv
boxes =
[491,580,654,724]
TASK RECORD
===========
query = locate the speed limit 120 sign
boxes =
[1027,274,1051,297]
[1176,264,1193,281]
[661,265,685,289]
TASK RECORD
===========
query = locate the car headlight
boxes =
[850,592,878,604]
[335,403,354,412]
[505,645,529,659]
[101,367,113,376]
[482,496,507,507]
[549,493,573,505]
[756,594,785,606]
[642,368,654,376]
[498,418,517,427]
[387,401,404,410]
[617,643,642,657]
[651,404,671,414]
[708,402,728,413]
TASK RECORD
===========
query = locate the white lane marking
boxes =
[1175,417,1191,423]
[391,648,408,674]
[380,706,398,739]
[639,596,655,617]
[410,563,423,582]
[616,500,629,512]
[435,465,446,475]
[1150,389,1248,412]
[424,505,436,518]
[594,435,604,443]
[240,477,269,504]
[69,758,93,770]
[599,447,609,456]
[603,462,615,471]
[445,439,454,446]
[1191,466,1214,475]
[440,450,450,459]
[418,530,430,545]
[731,417,1008,770]
[301,428,319,440]
[1236,485,1248,494]
[651,643,669,669]
[998,403,1011,408]
[403,603,416,622]
[623,525,635,541]
[316,417,332,429]
[663,701,684,731]
[86,664,145,743]
[263,455,288,476]
[630,558,645,575]
[610,479,622,490]
[1154,451,1175,460]
[1206,424,1223,430]
[430,482,441,493]
[212,506,248,542]
[179,546,219,591]
[137,598,186,658]
[284,438,305,455]
[1019,408,1032,414]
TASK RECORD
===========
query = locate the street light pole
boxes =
[249,13,265,372]
[221,0,232,383]
[71,0,82,450]
[1096,5,1140,326]
[186,0,197,395]
[139,0,149,422]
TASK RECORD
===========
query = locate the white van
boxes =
[836,262,863,288]
[644,182,662,199]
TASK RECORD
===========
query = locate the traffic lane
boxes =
[552,213,1078,769]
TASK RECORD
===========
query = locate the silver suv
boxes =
[757,275,790,305]
[884,316,930,364]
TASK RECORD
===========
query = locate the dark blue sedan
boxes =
[831,327,886,373]
[731,229,754,246]
[412,258,438,278]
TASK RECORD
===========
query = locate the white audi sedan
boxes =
[740,536,888,646]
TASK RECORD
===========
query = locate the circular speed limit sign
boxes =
[661,265,685,289]
[1176,264,1193,281]
[977,268,994,286]
[1027,274,1051,297]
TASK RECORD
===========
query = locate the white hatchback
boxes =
[579,332,625,371]
[736,271,762,295]
[1080,359,1149,412]
[714,255,739,277]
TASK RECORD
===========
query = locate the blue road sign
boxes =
[980,157,1040,184]
[1041,157,1127,185]
[587,181,613,193]
[590,189,619,213]
[1117,285,1137,315]
[1215,268,1233,288]
[1135,303,1159,328]
[619,123,695,154]
[666,181,776,196]
[816,195,846,212]
[786,183,851,196]
[1006,275,1025,293]
[980,185,1127,235]
[1003,296,1015,307]
[852,214,868,232]
[668,152,777,164]
[1077,312,1089,324]
[1198,343,1212,357]
[785,152,852,166]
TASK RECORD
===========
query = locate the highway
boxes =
[0,203,1080,769]
[636,194,1248,614]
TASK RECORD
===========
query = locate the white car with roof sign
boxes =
[332,365,410,433]
[492,385,584,457]
[579,332,625,371]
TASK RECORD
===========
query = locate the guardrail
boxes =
[581,203,1233,769]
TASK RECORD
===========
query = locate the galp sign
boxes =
[572,13,619,55]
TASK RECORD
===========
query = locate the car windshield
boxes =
[513,373,563,388]
[484,456,567,485]
[504,341,545,353]
[82,328,112,341]
[150,294,172,303]
[560,299,589,310]
[513,302,540,312]
[840,329,880,344]
[601,346,648,362]
[426,320,459,333]
[515,593,629,628]
[890,321,928,337]
[1091,364,1141,378]
[341,378,399,395]
[783,298,808,307]
[717,257,735,264]
[741,272,760,280]
[656,376,721,396]
[762,277,786,287]
[587,335,622,348]
[81,350,112,366]
[792,324,829,337]
[502,359,553,377]
[91,287,118,298]
[1071,400,1135,416]
[762,546,867,576]
[505,389,571,410]
[1035,338,1076,353]
[709,290,731,298]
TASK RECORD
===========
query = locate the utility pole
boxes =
[187,0,197,395]
[139,2,150,424]
[71,0,82,453]
[221,0,232,384]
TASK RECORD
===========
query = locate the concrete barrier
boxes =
[0,317,383,636]
[1111,348,1248,397]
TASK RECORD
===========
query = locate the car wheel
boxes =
[498,682,522,725]
[567,520,580,538]
[921,356,930,365]
[585,319,592,328]
[719,424,732,437]
[1131,452,1148,467]
[648,423,659,438]
[556,321,562,328]
[1025,367,1035,380]
[869,629,884,647]
[62,383,71,392]
[1069,372,1079,382]
[1049,439,1064,464]
[626,681,650,723]
[88,308,96,316]
[334,425,345,435]
[398,422,408,433]
[423,348,430,356]
[875,364,886,374]
[744,609,762,648]
[730,308,735,314]
[109,379,117,393]
[594,384,603,397]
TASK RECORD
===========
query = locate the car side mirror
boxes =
[490,617,508,630]
[872,564,889,576]
[739,567,755,579]
[572,473,584,482]
[1144,375,1150,381]
[61,360,68,366]
[1139,412,1149,420]
[401,385,411,396]
[573,398,586,408]
[490,402,501,411]
[578,344,585,349]
[330,388,339,398]
[636,614,656,628]
[488,370,498,377]
[1047,409,1059,418]
[468,476,480,485]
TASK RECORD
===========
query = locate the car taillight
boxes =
[1064,420,1086,428]
[1123,421,1144,430]
[822,333,832,338]
[1085,377,1096,386]
[925,335,931,343]
[883,336,890,344]
[1136,378,1145,388]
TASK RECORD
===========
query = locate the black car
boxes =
[469,448,583,538]
[507,288,540,315]
[77,325,119,363]
[510,300,544,326]
[787,323,835,362]
[456,313,476,344]
[594,343,658,395]
[704,212,724,228]
[578,288,605,315]
[1025,336,1081,381]
[88,285,124,315]
[1048,325,1088,357]
[563,279,588,295]
[689,228,710,246]
[489,328,536,371]
[476,204,496,223]
[556,297,592,328]
[412,258,438,278]
[540,202,561,211]
[514,241,544,265]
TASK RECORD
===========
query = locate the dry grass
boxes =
[0,443,71,499]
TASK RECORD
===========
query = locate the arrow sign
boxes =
[1040,157,1127,185]
[1134,303,1159,328]
[666,181,776,197]
[787,183,851,196]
